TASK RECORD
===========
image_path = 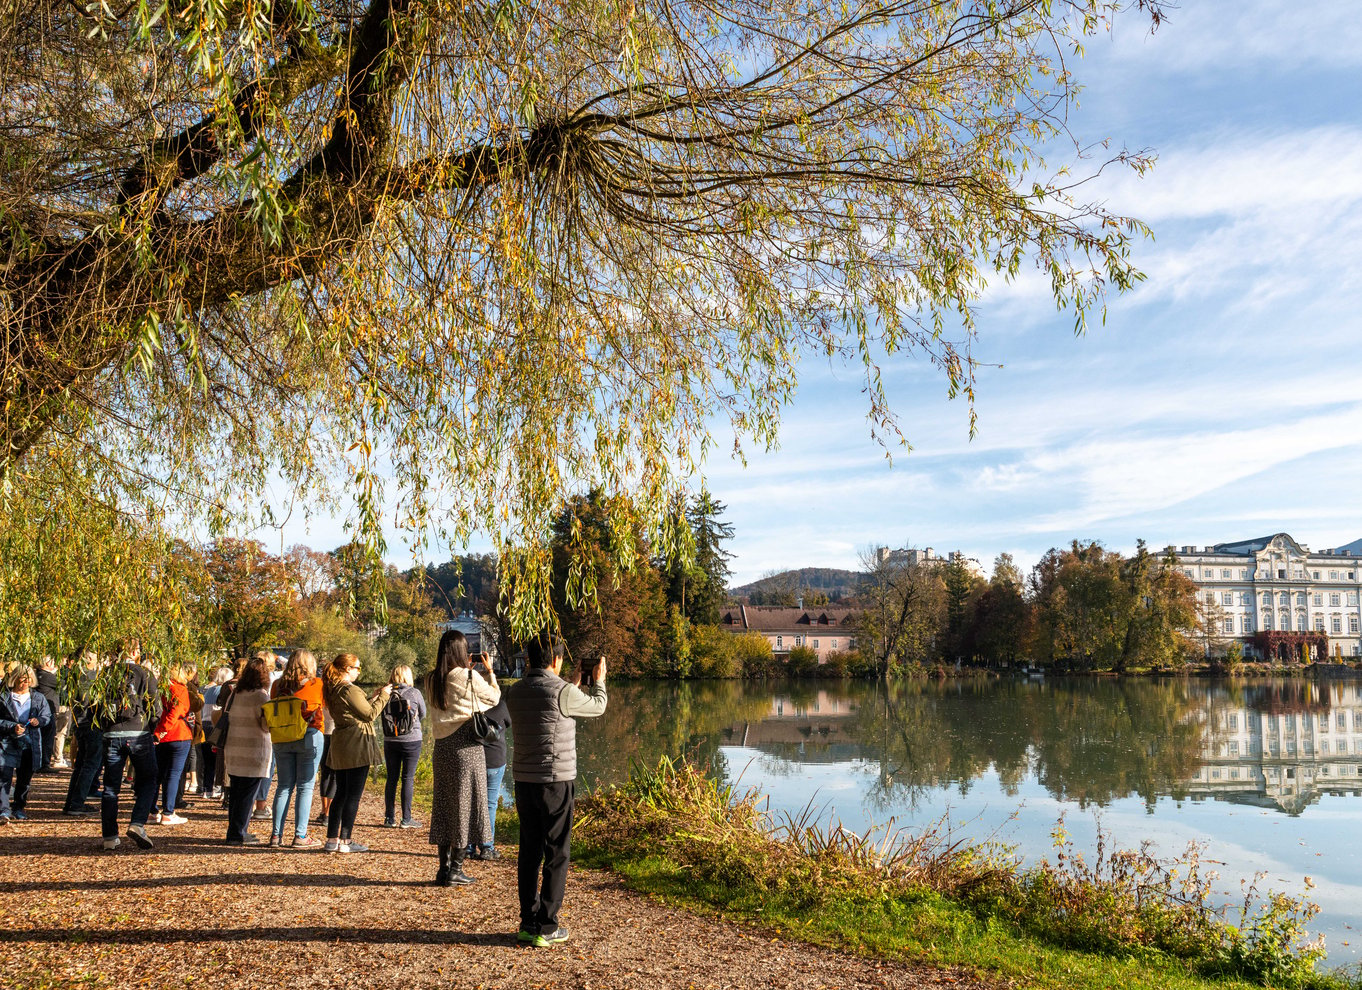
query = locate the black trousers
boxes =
[226,774,262,841]
[64,726,103,812]
[514,780,575,935]
[327,765,368,840]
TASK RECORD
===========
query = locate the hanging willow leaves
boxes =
[0,0,1161,636]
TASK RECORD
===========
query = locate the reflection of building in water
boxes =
[1189,684,1362,813]
[720,691,861,759]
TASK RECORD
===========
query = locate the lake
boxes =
[567,676,1362,965]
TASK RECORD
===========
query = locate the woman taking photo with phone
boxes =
[321,653,390,854]
[425,630,500,887]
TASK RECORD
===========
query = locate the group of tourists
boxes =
[0,630,607,947]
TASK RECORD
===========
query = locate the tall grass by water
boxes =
[574,757,1359,990]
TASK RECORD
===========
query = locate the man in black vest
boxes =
[505,635,607,948]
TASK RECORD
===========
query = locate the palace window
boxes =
[1239,569,1248,580]
[1333,617,1343,634]
[1296,592,1308,606]
[1242,615,1255,633]
[1222,568,1232,579]
[775,636,783,648]
[831,639,837,649]
[1351,616,1360,634]
[1331,593,1342,607]
[1315,616,1326,632]
[1222,592,1234,605]
[1264,614,1274,630]
[1223,618,1235,634]
[812,639,819,648]
[1348,592,1359,606]
[1205,591,1215,604]
[1331,570,1340,580]
[1203,568,1214,578]
[1313,593,1324,607]
[1313,571,1321,580]
[1297,612,1308,631]
[1280,592,1291,607]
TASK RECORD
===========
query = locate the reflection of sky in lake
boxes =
[716,745,1362,966]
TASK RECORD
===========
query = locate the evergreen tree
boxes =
[685,491,736,625]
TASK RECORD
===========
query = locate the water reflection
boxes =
[573,676,1362,961]
[576,678,1362,817]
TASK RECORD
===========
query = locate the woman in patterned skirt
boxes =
[425,629,500,886]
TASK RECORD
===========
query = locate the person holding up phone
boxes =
[505,635,607,947]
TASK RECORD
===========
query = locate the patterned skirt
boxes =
[428,720,490,849]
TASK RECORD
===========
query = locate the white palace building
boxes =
[1172,533,1362,659]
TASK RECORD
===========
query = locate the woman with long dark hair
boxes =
[425,630,500,886]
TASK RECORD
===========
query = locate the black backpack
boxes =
[383,689,417,736]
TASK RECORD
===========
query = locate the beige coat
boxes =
[428,667,500,740]
[221,688,271,778]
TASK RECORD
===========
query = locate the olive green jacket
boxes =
[323,681,382,770]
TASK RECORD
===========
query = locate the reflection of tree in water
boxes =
[576,678,1250,814]
[574,681,773,790]
[847,678,1209,812]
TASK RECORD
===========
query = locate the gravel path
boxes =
[0,770,1002,990]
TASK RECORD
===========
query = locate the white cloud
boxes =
[1104,0,1362,73]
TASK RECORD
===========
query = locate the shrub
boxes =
[787,644,819,677]
[689,624,741,678]
[732,631,776,678]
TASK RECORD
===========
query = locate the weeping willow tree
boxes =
[0,0,1160,639]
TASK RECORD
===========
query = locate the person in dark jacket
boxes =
[505,635,606,947]
[1,664,53,822]
[99,642,160,851]
[466,692,511,860]
[34,658,61,772]
[63,652,104,816]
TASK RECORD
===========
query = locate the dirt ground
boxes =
[0,770,1000,990]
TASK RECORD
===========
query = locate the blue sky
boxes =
[270,1,1362,586]
[703,0,1362,584]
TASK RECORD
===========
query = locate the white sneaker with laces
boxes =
[102,836,121,850]
[161,813,188,825]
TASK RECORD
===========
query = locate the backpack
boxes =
[383,689,417,737]
[261,696,307,744]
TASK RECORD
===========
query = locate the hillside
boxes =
[729,566,865,604]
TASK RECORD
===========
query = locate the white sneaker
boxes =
[336,841,351,854]
[160,813,188,825]
[102,836,121,850]
[152,811,162,824]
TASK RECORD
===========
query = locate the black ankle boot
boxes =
[435,844,454,887]
[449,856,475,886]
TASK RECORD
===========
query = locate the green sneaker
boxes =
[517,930,549,948]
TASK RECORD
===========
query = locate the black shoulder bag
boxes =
[467,669,501,743]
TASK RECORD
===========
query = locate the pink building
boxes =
[720,605,860,662]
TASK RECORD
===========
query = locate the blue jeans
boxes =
[255,753,275,804]
[154,739,191,814]
[272,729,323,839]
[101,733,158,839]
[470,763,506,853]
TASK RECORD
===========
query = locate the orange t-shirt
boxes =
[270,676,325,732]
